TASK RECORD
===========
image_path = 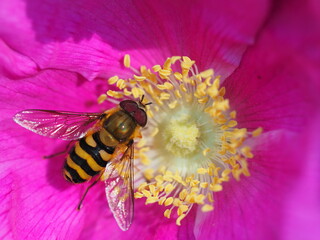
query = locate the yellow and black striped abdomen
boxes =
[63,132,115,183]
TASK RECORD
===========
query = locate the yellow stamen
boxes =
[202,204,214,212]
[143,169,154,181]
[176,214,187,226]
[197,168,208,174]
[164,197,174,206]
[252,127,263,137]
[200,182,209,188]
[124,54,131,68]
[106,90,123,99]
[163,58,172,70]
[108,76,119,84]
[134,75,146,81]
[97,94,107,104]
[241,146,254,158]
[230,110,237,119]
[202,148,211,156]
[165,184,175,194]
[146,197,158,204]
[152,65,162,72]
[168,100,178,109]
[209,184,223,192]
[200,69,214,79]
[174,72,183,81]
[164,209,172,218]
[171,56,181,64]
[132,87,144,98]
[116,79,126,89]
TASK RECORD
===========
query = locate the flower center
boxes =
[163,112,200,157]
[99,55,262,226]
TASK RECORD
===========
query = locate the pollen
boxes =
[252,127,263,137]
[97,94,107,104]
[123,54,131,68]
[104,55,263,226]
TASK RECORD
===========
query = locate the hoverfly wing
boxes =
[13,109,102,140]
[104,141,134,231]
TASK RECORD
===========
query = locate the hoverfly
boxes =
[13,98,150,231]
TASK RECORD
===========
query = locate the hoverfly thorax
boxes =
[103,110,137,142]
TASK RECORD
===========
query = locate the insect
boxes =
[13,98,150,231]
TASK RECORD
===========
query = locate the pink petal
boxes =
[0,0,270,81]
[0,70,107,239]
[0,172,14,239]
[194,131,302,240]
[224,37,314,132]
[281,114,320,240]
[192,0,320,238]
[224,19,318,132]
[0,39,38,79]
[79,198,179,240]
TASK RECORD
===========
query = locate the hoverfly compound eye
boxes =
[120,100,138,113]
[133,109,147,127]
[120,100,147,127]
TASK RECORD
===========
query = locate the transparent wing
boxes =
[13,109,102,140]
[104,141,134,231]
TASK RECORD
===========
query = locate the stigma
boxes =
[100,55,262,225]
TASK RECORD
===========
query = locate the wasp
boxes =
[13,98,150,231]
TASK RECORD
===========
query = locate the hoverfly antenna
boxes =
[140,95,145,103]
[139,95,152,108]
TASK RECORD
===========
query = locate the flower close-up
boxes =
[0,0,319,239]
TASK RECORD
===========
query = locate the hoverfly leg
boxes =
[43,141,75,159]
[77,171,104,210]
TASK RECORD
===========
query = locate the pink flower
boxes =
[1,0,319,239]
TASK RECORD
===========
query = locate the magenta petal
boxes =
[223,2,319,133]
[0,70,109,238]
[224,38,314,132]
[0,172,14,239]
[224,24,317,132]
[192,0,320,238]
[0,39,38,79]
[0,0,270,80]
[194,131,302,240]
[79,198,179,240]
[281,114,320,240]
